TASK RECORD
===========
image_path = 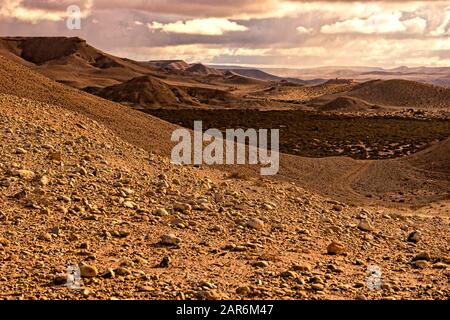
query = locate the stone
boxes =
[358,220,373,232]
[157,256,171,268]
[0,212,7,222]
[194,290,221,300]
[0,237,9,246]
[381,283,391,290]
[137,285,153,292]
[170,218,186,228]
[413,260,429,269]
[79,242,90,250]
[60,195,71,202]
[79,264,98,278]
[311,283,325,291]
[101,268,115,279]
[50,227,60,236]
[17,169,36,181]
[40,233,52,241]
[199,281,216,289]
[280,271,298,278]
[432,263,447,269]
[251,261,269,268]
[236,286,252,296]
[123,201,136,209]
[412,252,431,261]
[115,267,132,276]
[68,233,80,241]
[263,203,275,210]
[39,175,49,186]
[332,204,344,212]
[13,190,27,200]
[327,241,346,255]
[15,147,28,154]
[209,225,224,232]
[160,233,181,246]
[154,208,169,216]
[247,217,264,230]
[173,203,192,213]
[76,167,88,175]
[112,230,130,238]
[49,152,63,161]
[292,263,312,272]
[82,289,92,297]
[407,230,421,243]
[121,188,134,196]
[134,257,148,265]
[53,274,67,285]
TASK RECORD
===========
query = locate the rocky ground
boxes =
[0,93,449,300]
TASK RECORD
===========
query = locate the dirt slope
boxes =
[318,96,380,112]
[406,138,450,174]
[347,79,450,109]
[0,93,449,300]
[0,55,176,156]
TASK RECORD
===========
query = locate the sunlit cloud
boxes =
[0,0,92,23]
[430,6,450,36]
[296,26,313,34]
[147,18,248,36]
[321,12,427,34]
[1,1,449,67]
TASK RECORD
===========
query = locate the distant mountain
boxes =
[184,63,223,75]
[261,65,450,87]
[212,65,324,85]
[222,71,268,85]
[264,66,384,79]
[149,60,189,70]
[149,60,224,76]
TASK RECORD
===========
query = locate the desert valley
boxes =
[0,34,448,301]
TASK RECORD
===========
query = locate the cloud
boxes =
[430,6,450,35]
[147,18,248,36]
[93,0,280,19]
[296,26,313,34]
[0,0,63,22]
[1,1,450,68]
[321,12,427,34]
[402,17,427,34]
[0,0,92,23]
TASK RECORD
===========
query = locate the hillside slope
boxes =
[0,37,159,88]
[0,93,449,300]
[0,55,176,156]
[348,79,450,109]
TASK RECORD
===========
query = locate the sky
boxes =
[0,0,449,68]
